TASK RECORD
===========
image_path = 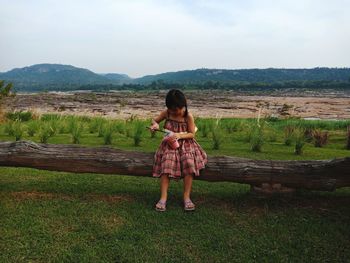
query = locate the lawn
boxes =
[0,114,349,262]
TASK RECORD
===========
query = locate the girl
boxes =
[149,89,207,212]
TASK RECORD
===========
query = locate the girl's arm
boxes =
[150,109,167,130]
[175,113,196,139]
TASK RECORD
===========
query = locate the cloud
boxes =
[0,0,349,77]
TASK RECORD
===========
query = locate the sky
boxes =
[0,0,349,78]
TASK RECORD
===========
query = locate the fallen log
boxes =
[0,140,349,193]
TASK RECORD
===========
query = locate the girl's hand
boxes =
[170,133,181,140]
[150,122,159,131]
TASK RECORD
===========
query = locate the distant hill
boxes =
[0,64,131,90]
[1,64,349,91]
[100,73,132,84]
[135,68,350,84]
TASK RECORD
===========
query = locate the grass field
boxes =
[0,113,349,262]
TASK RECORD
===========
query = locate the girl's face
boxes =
[168,107,185,117]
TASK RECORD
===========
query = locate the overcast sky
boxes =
[0,0,349,78]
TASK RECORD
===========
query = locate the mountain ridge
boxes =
[1,63,349,91]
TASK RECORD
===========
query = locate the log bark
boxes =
[0,140,349,192]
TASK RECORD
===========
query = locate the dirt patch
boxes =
[83,193,133,203]
[3,90,350,120]
[9,191,73,201]
[8,191,133,203]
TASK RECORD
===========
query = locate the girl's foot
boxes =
[155,200,167,212]
[183,199,195,211]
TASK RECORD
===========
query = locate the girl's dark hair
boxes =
[165,89,188,117]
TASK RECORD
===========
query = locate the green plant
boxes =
[284,125,295,146]
[200,123,209,138]
[313,129,329,147]
[4,121,15,136]
[38,123,53,143]
[12,121,23,141]
[0,81,14,123]
[294,128,306,155]
[70,122,84,144]
[102,122,115,145]
[6,111,33,122]
[250,111,265,152]
[133,121,144,146]
[212,128,223,150]
[27,121,39,137]
[97,118,106,137]
[48,120,59,136]
[303,127,314,143]
[347,126,350,150]
[250,123,264,152]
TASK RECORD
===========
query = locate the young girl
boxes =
[149,89,207,212]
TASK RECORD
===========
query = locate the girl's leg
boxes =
[183,174,193,201]
[159,174,170,201]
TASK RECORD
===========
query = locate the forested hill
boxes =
[0,64,132,89]
[0,64,349,91]
[135,68,350,84]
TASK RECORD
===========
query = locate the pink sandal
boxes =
[155,200,167,212]
[184,199,195,211]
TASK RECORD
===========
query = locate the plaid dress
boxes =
[152,116,208,180]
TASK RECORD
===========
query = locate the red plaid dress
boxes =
[152,116,208,180]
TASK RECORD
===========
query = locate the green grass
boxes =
[0,115,349,160]
[0,167,349,262]
[0,115,349,262]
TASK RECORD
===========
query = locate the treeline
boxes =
[7,79,350,92]
[79,79,350,91]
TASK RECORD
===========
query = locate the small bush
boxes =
[26,121,39,137]
[12,121,23,141]
[284,125,295,146]
[38,123,53,143]
[133,122,144,146]
[224,120,241,134]
[40,114,61,122]
[6,111,33,122]
[212,128,223,150]
[303,128,314,143]
[200,123,209,138]
[4,121,15,136]
[250,124,264,152]
[48,120,59,136]
[294,128,306,155]
[347,126,350,150]
[114,121,125,135]
[70,122,84,144]
[102,122,115,145]
[313,129,329,147]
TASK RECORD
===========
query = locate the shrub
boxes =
[38,123,53,143]
[4,121,15,136]
[347,126,350,150]
[133,121,144,146]
[303,127,314,143]
[250,123,264,152]
[102,122,115,145]
[313,129,329,147]
[48,120,59,136]
[6,111,33,122]
[284,125,295,146]
[224,120,241,134]
[70,122,84,144]
[294,128,306,155]
[212,128,223,150]
[27,121,39,137]
[200,123,209,138]
[12,121,23,141]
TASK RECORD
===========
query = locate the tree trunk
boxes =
[0,140,349,192]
